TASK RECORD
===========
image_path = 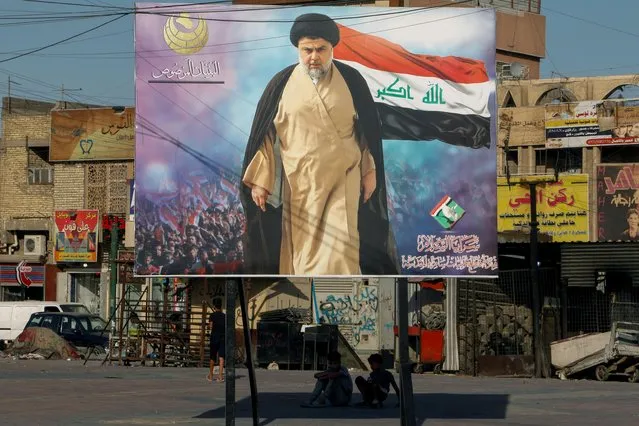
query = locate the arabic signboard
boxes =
[497,174,589,242]
[134,4,498,277]
[53,210,100,263]
[545,101,639,149]
[50,107,135,161]
[0,264,44,287]
[596,164,639,242]
[498,107,545,147]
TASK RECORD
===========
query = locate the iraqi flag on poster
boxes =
[333,24,492,149]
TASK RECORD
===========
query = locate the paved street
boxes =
[1,359,639,425]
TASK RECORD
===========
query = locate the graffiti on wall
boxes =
[317,286,379,348]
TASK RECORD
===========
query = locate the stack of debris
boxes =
[459,304,534,357]
[419,304,446,330]
[4,327,81,360]
[259,308,312,323]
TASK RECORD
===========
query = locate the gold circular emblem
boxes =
[163,13,209,55]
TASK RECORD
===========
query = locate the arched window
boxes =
[502,91,516,107]
[535,87,578,106]
[603,84,639,106]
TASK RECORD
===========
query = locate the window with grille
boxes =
[27,147,54,185]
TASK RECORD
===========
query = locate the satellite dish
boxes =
[509,62,525,78]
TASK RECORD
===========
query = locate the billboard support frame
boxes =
[397,277,416,426]
[109,221,120,320]
[225,279,237,425]
[239,278,259,425]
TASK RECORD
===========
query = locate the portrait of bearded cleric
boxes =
[239,13,399,277]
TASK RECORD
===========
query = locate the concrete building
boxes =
[497,74,639,242]
[484,74,639,378]
[0,97,132,315]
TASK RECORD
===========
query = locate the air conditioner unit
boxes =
[23,235,46,256]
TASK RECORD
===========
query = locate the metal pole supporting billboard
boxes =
[397,278,416,426]
[238,279,259,425]
[225,279,237,425]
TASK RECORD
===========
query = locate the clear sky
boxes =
[0,0,638,108]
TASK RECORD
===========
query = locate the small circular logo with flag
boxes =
[163,13,209,55]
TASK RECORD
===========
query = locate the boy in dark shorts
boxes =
[207,300,226,382]
[354,353,400,408]
[301,351,353,408]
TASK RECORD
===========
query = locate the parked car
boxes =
[0,301,91,345]
[23,312,110,353]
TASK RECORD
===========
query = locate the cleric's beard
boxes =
[300,54,332,81]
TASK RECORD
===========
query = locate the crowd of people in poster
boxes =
[133,4,499,277]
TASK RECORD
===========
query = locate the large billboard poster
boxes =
[134,4,498,277]
[596,164,639,242]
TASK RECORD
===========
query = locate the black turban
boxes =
[289,13,340,47]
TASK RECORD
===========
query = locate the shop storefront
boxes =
[68,270,102,314]
[0,263,45,301]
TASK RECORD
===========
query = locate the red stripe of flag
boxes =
[334,24,489,84]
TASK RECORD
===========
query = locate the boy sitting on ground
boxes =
[301,351,353,408]
[354,353,400,408]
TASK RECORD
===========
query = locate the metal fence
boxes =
[565,286,639,336]
[457,267,639,376]
[457,267,560,376]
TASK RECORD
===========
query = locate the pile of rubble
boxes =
[3,327,80,360]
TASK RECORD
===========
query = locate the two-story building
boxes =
[496,75,639,337]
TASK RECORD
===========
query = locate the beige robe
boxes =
[242,63,376,276]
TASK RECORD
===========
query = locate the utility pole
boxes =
[523,177,555,379]
[7,76,21,114]
[528,182,542,379]
[59,84,82,109]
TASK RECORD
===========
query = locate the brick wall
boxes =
[1,100,55,222]
[2,113,50,143]
[53,163,85,210]
[0,146,54,219]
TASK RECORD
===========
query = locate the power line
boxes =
[0,29,132,55]
[0,0,478,106]
[0,13,130,64]
[551,63,639,76]
[543,5,639,40]
[1,4,433,58]
[2,2,481,60]
[7,0,460,24]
